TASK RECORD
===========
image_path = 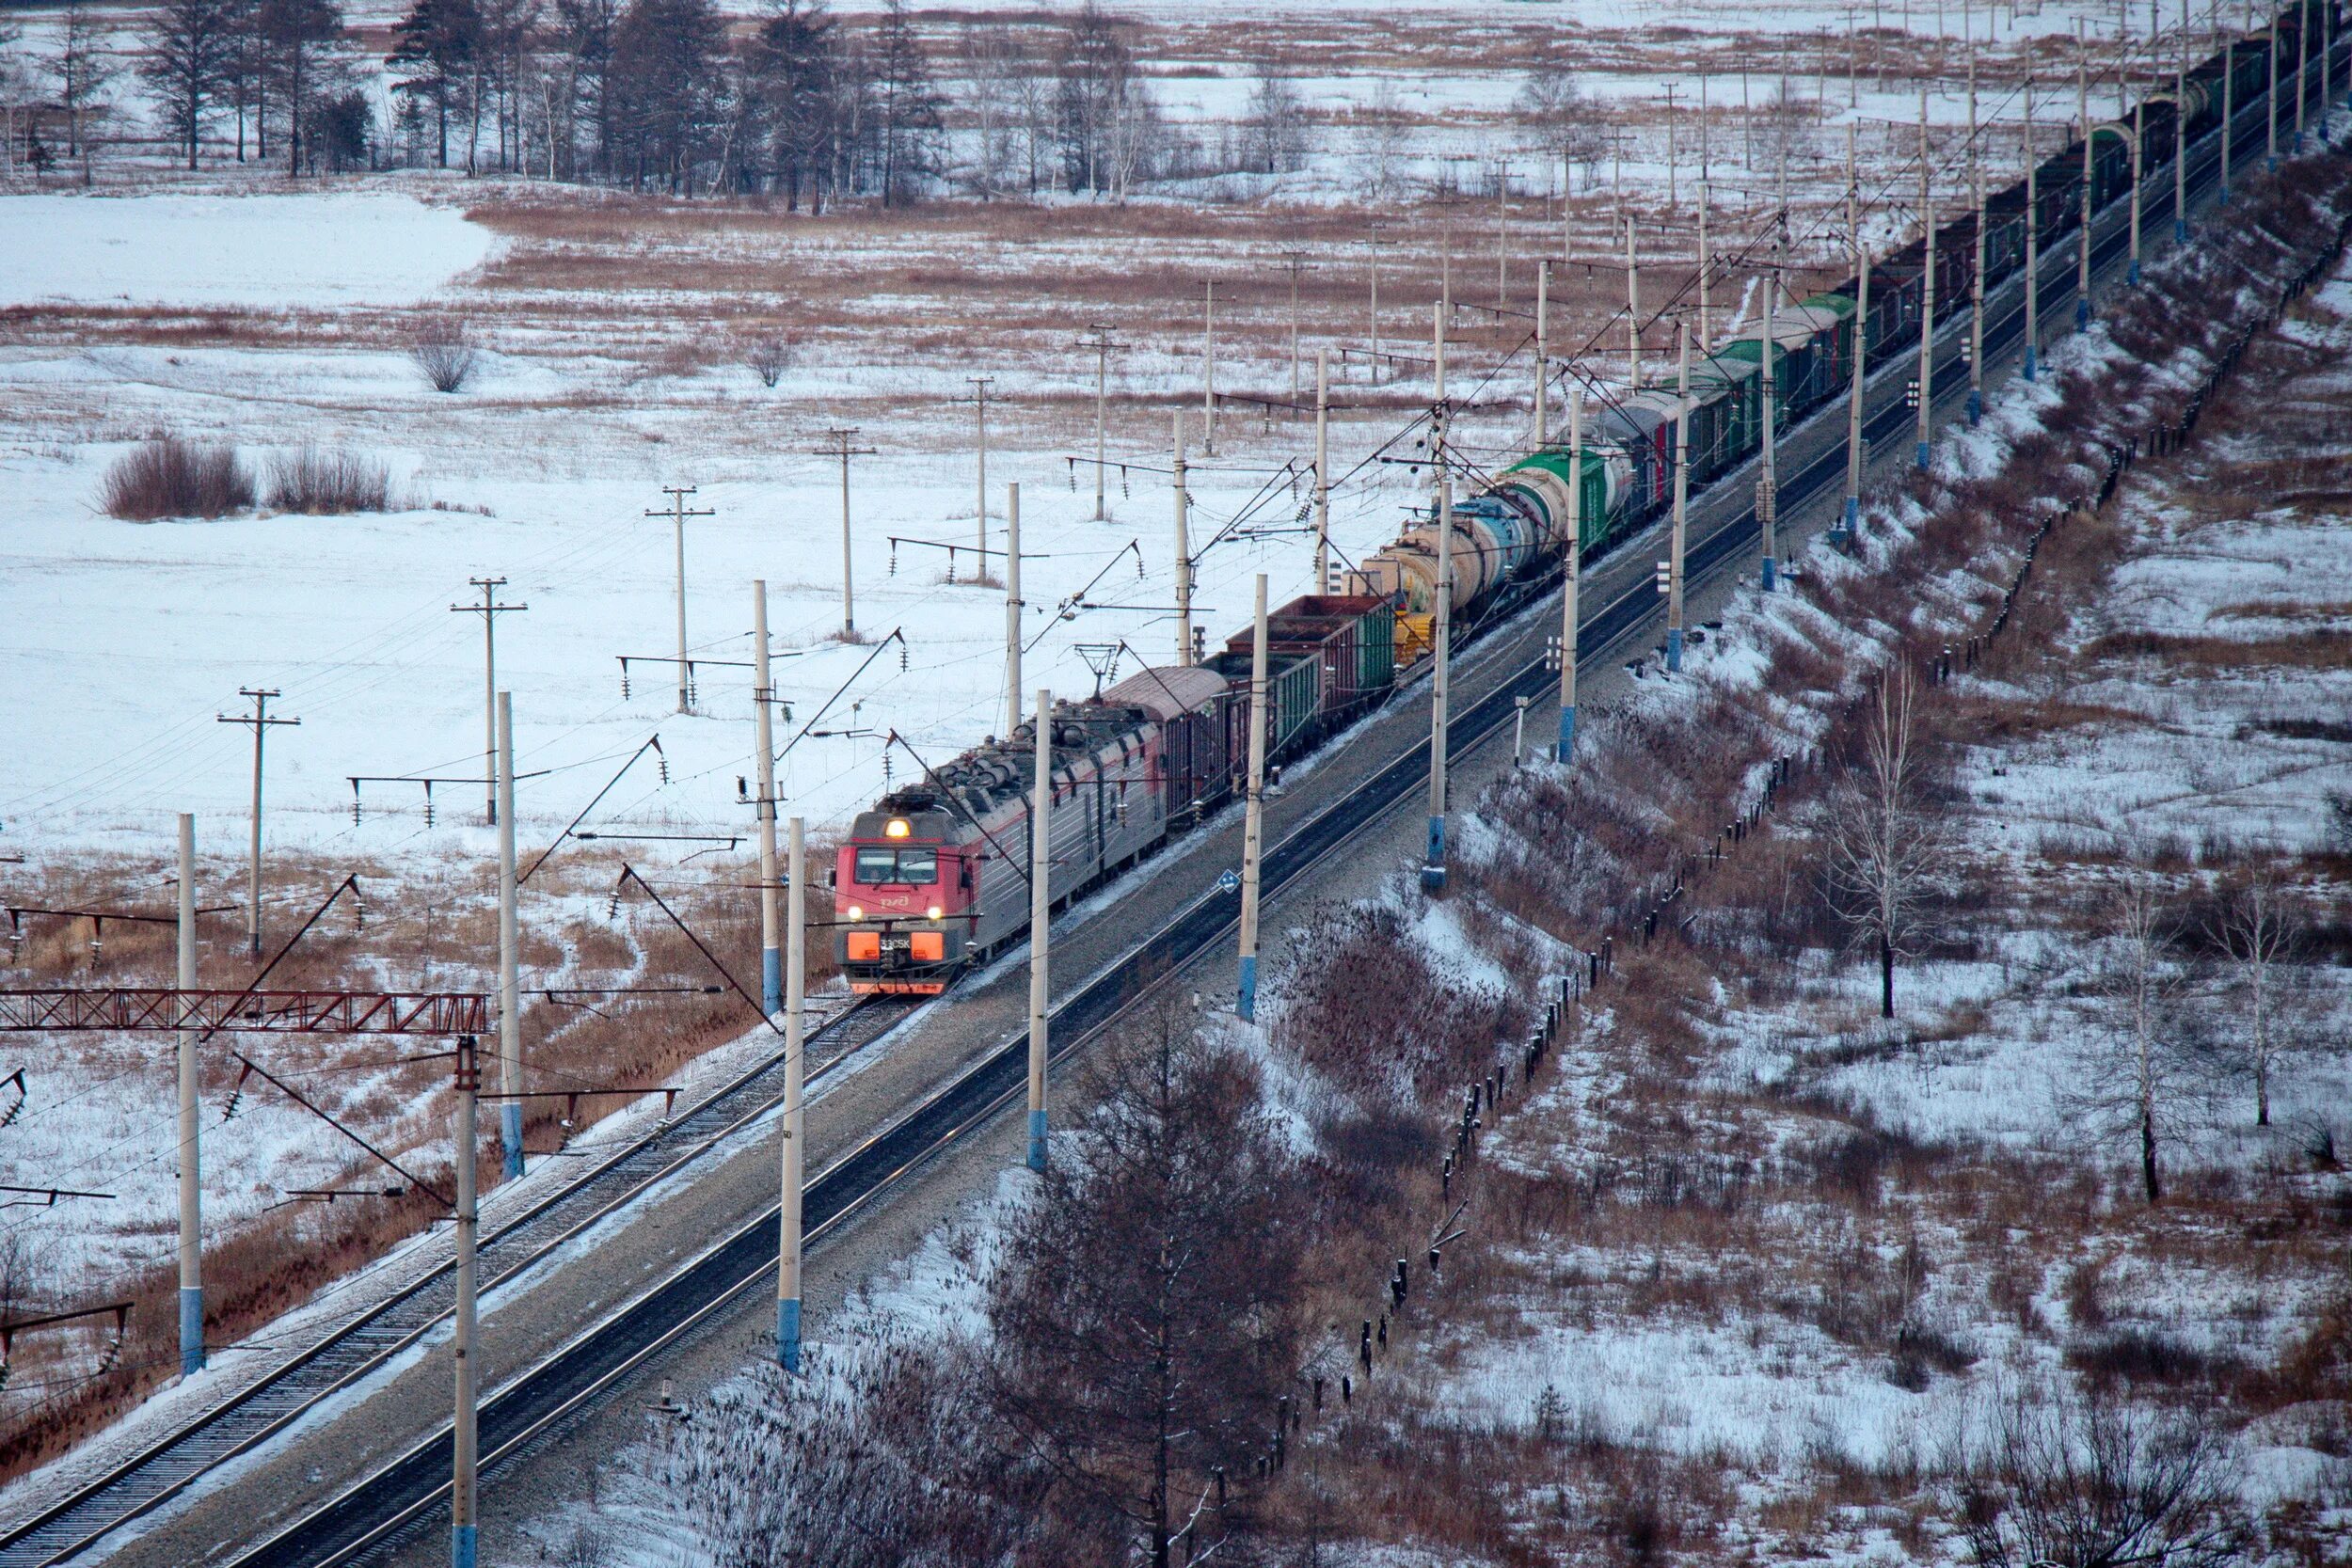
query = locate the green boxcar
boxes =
[1354,601,1395,691]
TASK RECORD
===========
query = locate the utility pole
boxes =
[1286,252,1305,407]
[777,816,805,1369]
[2080,34,2096,330]
[1625,214,1644,388]
[1534,260,1550,445]
[450,579,525,825]
[1004,483,1025,737]
[216,689,297,960]
[495,692,522,1180]
[1201,280,1216,455]
[1844,122,1867,539]
[968,376,993,562]
[1668,325,1692,672]
[1422,303,1451,896]
[644,486,712,713]
[1760,260,1782,592]
[1026,690,1051,1173]
[1556,388,1582,762]
[1237,575,1269,1023]
[1918,89,1938,469]
[1078,325,1118,521]
[1368,235,1383,386]
[816,430,875,639]
[176,813,201,1378]
[1969,49,1987,424]
[754,583,783,1019]
[1313,351,1331,589]
[2174,51,2189,244]
[1172,414,1193,664]
[451,1034,480,1568]
[2025,79,2042,378]
[2269,1,2280,166]
[2129,95,2145,284]
[1698,182,1712,351]
[2222,12,2236,204]
[1494,162,1511,308]
[2293,0,2306,150]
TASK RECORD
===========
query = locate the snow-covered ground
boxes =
[0,192,500,309]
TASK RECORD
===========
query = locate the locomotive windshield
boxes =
[853,847,939,885]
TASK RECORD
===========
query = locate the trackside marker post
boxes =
[777,816,805,1370]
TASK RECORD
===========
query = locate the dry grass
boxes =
[97,436,253,520]
[0,836,841,1481]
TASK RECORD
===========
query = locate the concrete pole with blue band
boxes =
[1968,48,1987,426]
[2079,42,2096,332]
[1422,304,1452,895]
[2024,82,2041,380]
[176,814,203,1378]
[451,1035,480,1568]
[755,582,783,1019]
[1027,690,1052,1171]
[1759,263,1780,590]
[1668,324,1690,673]
[496,693,523,1180]
[777,816,806,1368]
[1556,388,1581,762]
[1237,575,1269,1022]
[1918,89,1938,470]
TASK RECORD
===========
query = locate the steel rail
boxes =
[113,60,2352,1567]
[0,995,921,1568]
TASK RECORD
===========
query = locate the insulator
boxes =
[1120,466,1131,499]
[97,1332,123,1375]
[888,545,898,577]
[899,643,910,673]
[422,782,434,829]
[658,756,671,785]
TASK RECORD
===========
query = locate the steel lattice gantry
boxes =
[0,989,491,1035]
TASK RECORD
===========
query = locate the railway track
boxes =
[29,65,2337,1568]
[0,994,923,1568]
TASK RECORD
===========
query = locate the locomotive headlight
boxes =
[884,818,911,838]
[847,905,865,921]
[927,905,943,921]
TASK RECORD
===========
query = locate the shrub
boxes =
[741,332,798,388]
[99,437,253,520]
[264,448,392,515]
[409,318,477,393]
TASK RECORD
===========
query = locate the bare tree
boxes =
[2066,874,2200,1203]
[1515,58,1604,183]
[139,0,241,169]
[2212,878,2299,1128]
[1353,76,1410,200]
[1821,667,1948,1020]
[51,1,115,169]
[988,1006,1302,1568]
[1241,61,1309,176]
[1959,1382,2247,1568]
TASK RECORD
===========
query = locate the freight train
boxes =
[835,7,2337,993]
